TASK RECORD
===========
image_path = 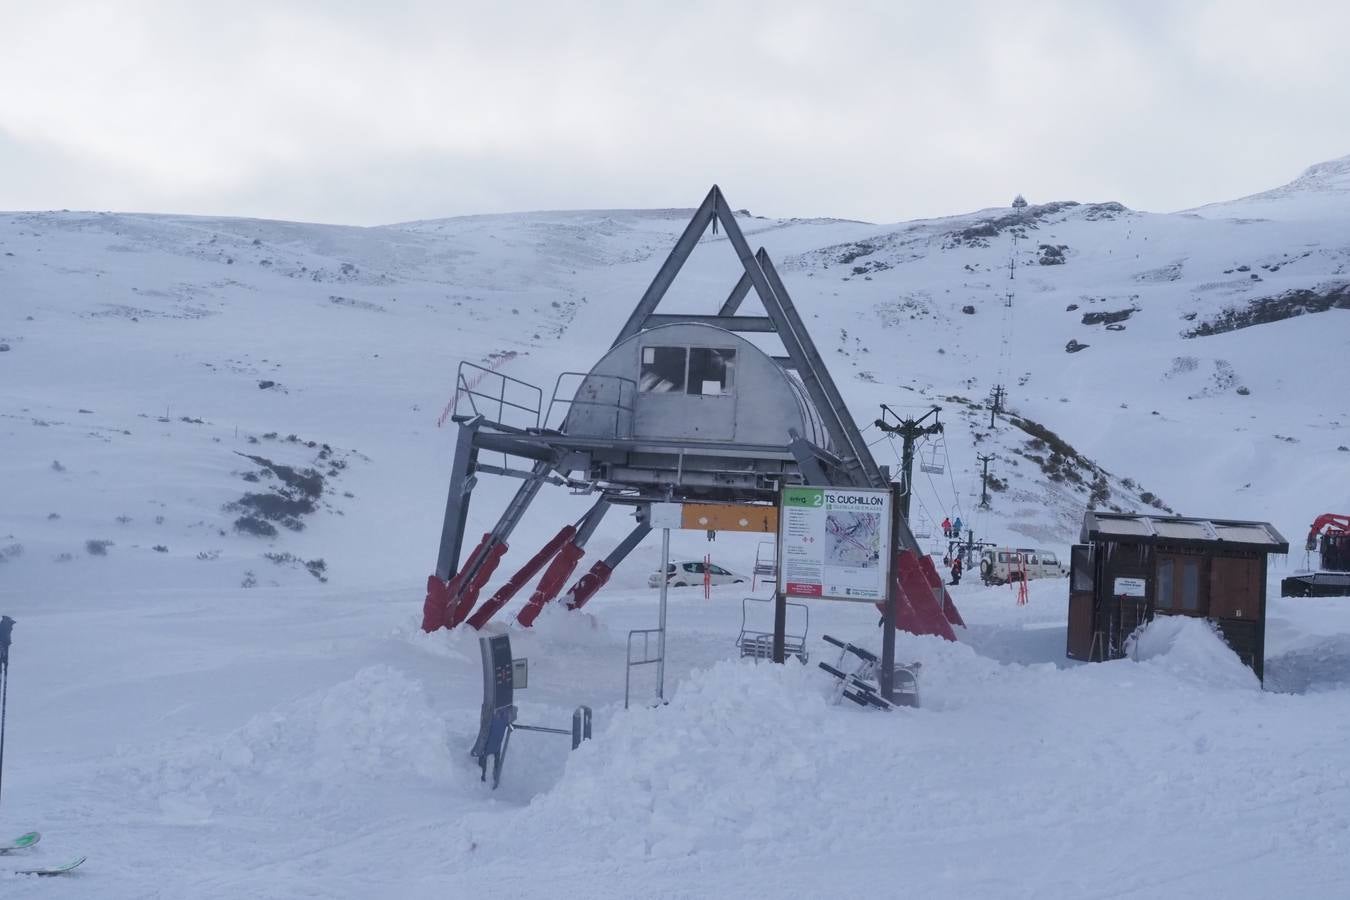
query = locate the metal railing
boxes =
[624,628,664,709]
[546,372,637,438]
[451,361,542,430]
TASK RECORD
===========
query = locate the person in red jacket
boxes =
[941,517,952,538]
[949,555,963,586]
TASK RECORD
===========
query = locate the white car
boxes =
[978,547,1068,585]
[649,561,748,588]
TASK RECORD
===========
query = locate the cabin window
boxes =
[687,348,736,396]
[1181,559,1201,611]
[1156,559,1174,609]
[1070,545,1092,592]
[640,347,687,393]
[1041,552,1058,567]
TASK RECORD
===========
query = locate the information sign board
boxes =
[777,486,892,602]
[1113,577,1146,598]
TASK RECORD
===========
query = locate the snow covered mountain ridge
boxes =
[1,156,1347,594]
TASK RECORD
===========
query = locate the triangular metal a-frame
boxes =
[611,185,883,491]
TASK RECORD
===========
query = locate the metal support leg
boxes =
[564,521,652,611]
[656,527,671,701]
[880,483,902,702]
[440,459,555,629]
[466,524,577,630]
[517,499,611,627]
[772,590,786,664]
[434,417,483,581]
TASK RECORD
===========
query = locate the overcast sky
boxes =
[2,1,1348,225]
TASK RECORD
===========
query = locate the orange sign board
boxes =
[680,504,778,534]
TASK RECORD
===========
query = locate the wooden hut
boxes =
[1067,513,1288,680]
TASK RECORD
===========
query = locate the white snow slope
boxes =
[1,157,1348,898]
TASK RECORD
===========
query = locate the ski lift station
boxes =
[420,186,961,639]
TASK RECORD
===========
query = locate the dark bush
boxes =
[233,516,277,537]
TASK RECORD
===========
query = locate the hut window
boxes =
[639,347,687,393]
[1156,559,1174,609]
[687,348,736,396]
[1181,559,1201,611]
[1070,545,1092,592]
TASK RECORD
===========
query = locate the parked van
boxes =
[979,547,1067,585]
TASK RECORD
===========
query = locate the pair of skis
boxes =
[1,831,86,876]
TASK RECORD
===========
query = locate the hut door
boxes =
[1210,556,1260,620]
[1066,544,1096,660]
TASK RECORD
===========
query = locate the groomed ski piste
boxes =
[2,156,1350,897]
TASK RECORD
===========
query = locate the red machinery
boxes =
[1304,514,1350,552]
[1282,513,1350,597]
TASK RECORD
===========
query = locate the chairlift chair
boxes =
[913,511,932,539]
[752,540,778,591]
[919,439,945,475]
[736,596,809,663]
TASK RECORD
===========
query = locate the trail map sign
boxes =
[778,486,892,602]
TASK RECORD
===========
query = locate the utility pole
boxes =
[988,385,1004,428]
[977,453,995,509]
[874,405,942,524]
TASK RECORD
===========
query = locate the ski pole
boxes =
[0,615,13,810]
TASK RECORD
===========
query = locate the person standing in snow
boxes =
[949,555,963,586]
[941,517,952,538]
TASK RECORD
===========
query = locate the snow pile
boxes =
[467,659,840,861]
[1127,615,1259,690]
[230,664,455,782]
[131,665,455,822]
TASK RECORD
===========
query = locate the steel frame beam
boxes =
[612,189,719,347]
[435,417,483,581]
[643,314,775,332]
[753,248,883,488]
[602,184,885,492]
[719,269,755,316]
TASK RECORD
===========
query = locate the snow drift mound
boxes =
[129,665,456,821]
[223,664,455,782]
[1126,616,1259,690]
[462,660,847,862]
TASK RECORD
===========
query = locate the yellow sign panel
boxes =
[680,504,778,534]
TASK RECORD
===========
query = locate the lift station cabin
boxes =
[421,186,963,638]
[1067,512,1288,680]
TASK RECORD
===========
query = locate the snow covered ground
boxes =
[3,579,1349,898]
[1,156,1349,896]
